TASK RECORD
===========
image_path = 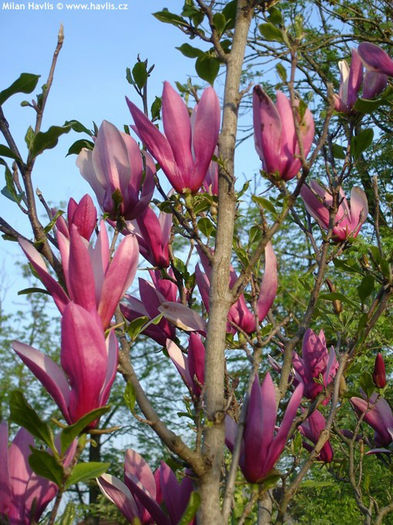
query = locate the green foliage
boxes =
[0,73,40,105]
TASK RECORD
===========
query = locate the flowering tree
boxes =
[1,1,393,524]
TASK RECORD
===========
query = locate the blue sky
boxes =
[0,0,260,308]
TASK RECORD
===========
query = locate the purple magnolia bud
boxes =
[300,410,333,463]
[76,120,155,220]
[56,195,97,241]
[127,82,220,194]
[132,206,172,268]
[253,87,314,181]
[333,49,363,113]
[226,374,303,483]
[350,394,393,447]
[373,353,387,388]
[300,182,368,242]
[12,303,118,426]
[358,42,393,77]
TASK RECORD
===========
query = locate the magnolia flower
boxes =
[226,374,303,483]
[20,220,138,329]
[373,353,387,389]
[293,329,339,401]
[351,394,393,448]
[299,410,333,463]
[358,42,393,77]
[98,449,195,524]
[12,303,118,426]
[166,334,205,397]
[76,120,155,220]
[55,194,97,241]
[300,182,368,241]
[127,82,220,194]
[196,242,277,334]
[253,87,314,180]
[0,423,76,524]
[334,49,363,113]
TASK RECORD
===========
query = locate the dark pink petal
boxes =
[97,474,141,523]
[358,42,393,76]
[99,330,119,406]
[253,86,282,173]
[0,422,11,515]
[12,341,70,421]
[300,183,330,230]
[98,233,139,327]
[70,194,97,241]
[124,449,156,501]
[188,333,205,395]
[8,428,33,519]
[363,71,387,99]
[159,462,189,524]
[61,303,107,423]
[373,353,386,389]
[348,187,368,236]
[68,227,97,313]
[351,397,393,446]
[257,242,278,322]
[347,49,363,108]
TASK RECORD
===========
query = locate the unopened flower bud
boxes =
[373,353,386,388]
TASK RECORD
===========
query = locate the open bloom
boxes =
[12,303,118,426]
[127,82,220,194]
[196,243,277,334]
[76,120,155,220]
[55,194,97,241]
[300,182,368,241]
[333,48,387,113]
[226,374,303,483]
[299,410,333,463]
[19,220,138,328]
[351,394,393,448]
[0,423,76,524]
[98,449,195,524]
[373,353,387,389]
[293,329,338,401]
[166,334,205,397]
[358,42,393,77]
[253,87,314,181]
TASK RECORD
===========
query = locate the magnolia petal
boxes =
[166,339,193,391]
[257,242,278,322]
[12,341,70,421]
[97,474,140,523]
[159,302,207,334]
[253,86,282,173]
[0,422,11,514]
[358,42,393,76]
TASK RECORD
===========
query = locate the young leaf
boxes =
[9,390,56,451]
[178,492,201,525]
[124,382,136,413]
[0,144,22,162]
[258,23,284,42]
[176,43,203,59]
[153,9,189,28]
[357,275,375,301]
[0,73,40,106]
[132,62,148,90]
[67,139,94,156]
[30,124,73,157]
[351,128,374,158]
[213,13,226,35]
[65,462,110,489]
[60,405,110,454]
[29,448,64,486]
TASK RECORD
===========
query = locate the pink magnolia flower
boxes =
[293,329,339,401]
[97,449,195,525]
[226,374,303,483]
[0,423,76,524]
[373,353,387,389]
[351,394,393,448]
[129,207,172,268]
[121,275,177,346]
[299,410,333,463]
[12,303,118,426]
[166,334,205,397]
[253,87,315,181]
[19,220,138,328]
[127,82,220,194]
[334,48,387,113]
[55,194,97,241]
[358,42,393,77]
[300,182,368,241]
[76,120,155,220]
[196,242,277,334]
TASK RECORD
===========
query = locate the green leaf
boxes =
[9,390,56,451]
[357,275,375,302]
[178,491,201,525]
[65,462,110,489]
[318,292,357,308]
[64,119,92,135]
[17,287,51,296]
[153,9,189,28]
[268,6,283,25]
[351,128,374,158]
[332,258,361,274]
[276,63,287,83]
[359,372,375,399]
[252,195,277,215]
[127,315,149,340]
[29,448,64,486]
[331,143,346,159]
[132,62,148,90]
[60,405,110,454]
[1,162,22,203]
[258,23,284,42]
[198,217,215,238]
[195,55,220,84]
[0,144,21,162]
[67,139,94,156]
[222,0,237,29]
[124,382,136,413]
[30,123,72,157]
[213,12,226,35]
[176,43,203,59]
[151,96,162,121]
[25,126,35,150]
[58,502,76,525]
[0,73,40,106]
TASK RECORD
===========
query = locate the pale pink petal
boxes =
[97,474,140,523]
[158,302,207,334]
[257,242,278,322]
